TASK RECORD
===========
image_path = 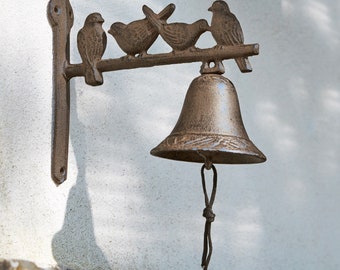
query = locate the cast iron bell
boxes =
[151,73,266,164]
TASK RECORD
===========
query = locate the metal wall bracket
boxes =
[47,0,259,185]
[48,0,74,185]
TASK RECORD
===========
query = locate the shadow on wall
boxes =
[51,85,112,270]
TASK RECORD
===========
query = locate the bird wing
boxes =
[213,13,244,45]
[87,27,106,63]
[77,26,106,66]
[128,19,155,44]
[162,23,189,47]
[77,29,90,65]
[101,31,107,58]
[224,13,244,45]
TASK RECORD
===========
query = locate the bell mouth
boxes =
[151,133,266,164]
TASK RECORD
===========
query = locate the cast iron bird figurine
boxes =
[142,5,209,52]
[77,13,107,86]
[108,4,175,58]
[208,0,252,72]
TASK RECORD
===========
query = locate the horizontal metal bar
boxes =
[65,44,259,79]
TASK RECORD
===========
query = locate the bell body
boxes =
[151,74,266,164]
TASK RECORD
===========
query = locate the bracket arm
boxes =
[64,44,259,79]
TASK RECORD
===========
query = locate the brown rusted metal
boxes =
[48,0,261,184]
[65,44,259,79]
[142,5,209,52]
[209,0,252,72]
[48,1,265,269]
[77,13,107,86]
[150,73,266,164]
[108,4,175,58]
[47,0,74,185]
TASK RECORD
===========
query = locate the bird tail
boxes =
[158,3,175,21]
[84,65,103,86]
[142,5,163,32]
[235,57,252,73]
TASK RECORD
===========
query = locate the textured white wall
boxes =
[1,0,340,269]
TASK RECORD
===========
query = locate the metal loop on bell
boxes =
[200,60,225,75]
[197,151,213,170]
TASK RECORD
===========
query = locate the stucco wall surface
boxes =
[1,0,340,269]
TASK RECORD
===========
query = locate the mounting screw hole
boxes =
[60,167,66,176]
[54,6,61,14]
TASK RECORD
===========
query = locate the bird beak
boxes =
[208,7,212,11]
[98,15,104,23]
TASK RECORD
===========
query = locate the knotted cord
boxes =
[201,164,217,270]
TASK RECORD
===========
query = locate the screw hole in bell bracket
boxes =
[200,60,225,75]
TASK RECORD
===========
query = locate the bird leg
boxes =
[213,44,228,50]
[120,54,137,61]
[171,46,200,55]
[137,51,149,58]
[188,46,202,53]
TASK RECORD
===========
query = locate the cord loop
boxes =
[200,164,218,270]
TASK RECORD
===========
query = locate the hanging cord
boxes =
[201,164,218,270]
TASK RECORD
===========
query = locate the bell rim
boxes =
[151,133,266,164]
